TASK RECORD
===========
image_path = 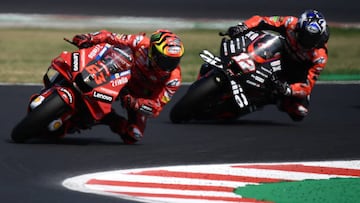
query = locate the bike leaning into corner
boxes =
[11,39,134,143]
[170,30,287,123]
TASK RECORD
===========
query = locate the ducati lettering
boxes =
[93,91,113,103]
[72,52,80,72]
[88,44,102,59]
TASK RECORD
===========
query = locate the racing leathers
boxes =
[232,15,328,121]
[74,30,182,143]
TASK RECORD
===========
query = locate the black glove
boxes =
[273,80,292,96]
[227,23,248,38]
[72,34,93,48]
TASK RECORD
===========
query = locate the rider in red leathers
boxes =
[72,29,184,144]
[227,9,330,121]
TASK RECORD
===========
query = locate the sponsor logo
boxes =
[111,77,128,87]
[72,52,80,72]
[60,88,73,104]
[166,79,180,87]
[93,91,113,103]
[133,35,144,47]
[314,56,326,64]
[30,95,45,109]
[161,91,172,103]
[48,118,63,131]
[167,46,181,54]
[231,80,248,108]
[245,31,260,41]
[306,23,321,33]
[88,44,102,59]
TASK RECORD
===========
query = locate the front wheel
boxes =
[11,92,69,143]
[170,73,225,123]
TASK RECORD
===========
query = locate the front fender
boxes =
[30,87,76,111]
[54,87,76,110]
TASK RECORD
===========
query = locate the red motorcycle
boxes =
[11,40,133,143]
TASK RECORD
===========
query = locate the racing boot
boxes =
[102,111,143,144]
[277,96,309,122]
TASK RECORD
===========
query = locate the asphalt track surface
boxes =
[1,1,360,203]
[1,83,360,203]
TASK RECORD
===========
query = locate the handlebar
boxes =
[218,31,228,36]
[63,37,79,47]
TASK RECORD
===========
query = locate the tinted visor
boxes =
[152,50,180,72]
[297,31,321,49]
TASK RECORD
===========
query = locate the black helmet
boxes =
[296,9,330,49]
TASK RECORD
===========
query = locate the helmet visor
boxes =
[152,48,180,72]
[297,31,320,49]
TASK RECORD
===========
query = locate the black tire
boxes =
[170,73,226,123]
[11,92,69,143]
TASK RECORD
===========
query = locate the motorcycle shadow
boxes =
[170,119,295,126]
[6,136,126,146]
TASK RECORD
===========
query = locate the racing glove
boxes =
[72,34,93,48]
[227,23,248,38]
[121,94,158,117]
[273,80,292,96]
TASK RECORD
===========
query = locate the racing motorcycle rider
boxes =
[226,9,330,121]
[72,29,184,144]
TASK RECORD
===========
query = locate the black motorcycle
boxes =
[170,30,285,123]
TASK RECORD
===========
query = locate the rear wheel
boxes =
[11,92,69,143]
[170,73,226,123]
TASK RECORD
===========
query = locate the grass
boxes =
[0,27,359,83]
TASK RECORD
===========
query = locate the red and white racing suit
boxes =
[242,16,328,120]
[87,30,182,143]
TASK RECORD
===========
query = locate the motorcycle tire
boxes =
[11,92,69,143]
[170,73,225,123]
